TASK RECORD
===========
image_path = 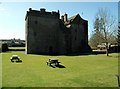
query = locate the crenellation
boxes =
[26,8,59,19]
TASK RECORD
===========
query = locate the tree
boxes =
[118,22,120,46]
[89,16,105,49]
[1,43,8,52]
[96,8,117,56]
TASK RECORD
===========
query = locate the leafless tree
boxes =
[118,22,120,46]
[95,8,117,56]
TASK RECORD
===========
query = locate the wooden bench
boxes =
[47,58,60,66]
[10,55,22,62]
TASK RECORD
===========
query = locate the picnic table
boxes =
[46,58,60,66]
[10,55,22,62]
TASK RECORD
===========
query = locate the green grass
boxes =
[2,51,118,87]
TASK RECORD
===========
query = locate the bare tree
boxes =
[95,8,117,56]
[118,22,120,46]
[89,14,105,49]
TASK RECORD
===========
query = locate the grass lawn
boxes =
[2,51,118,87]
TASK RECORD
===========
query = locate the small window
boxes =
[35,21,38,24]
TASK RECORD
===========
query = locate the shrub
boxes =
[1,43,9,52]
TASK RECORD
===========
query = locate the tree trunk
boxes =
[106,48,109,56]
[106,42,109,56]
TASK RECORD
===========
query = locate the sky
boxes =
[0,2,118,40]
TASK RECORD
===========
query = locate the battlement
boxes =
[25,8,60,20]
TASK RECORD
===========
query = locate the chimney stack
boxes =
[29,8,32,11]
[64,13,68,22]
[61,16,64,22]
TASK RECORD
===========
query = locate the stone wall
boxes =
[25,8,91,55]
[26,15,60,54]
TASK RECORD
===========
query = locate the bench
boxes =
[47,58,60,66]
[10,55,22,62]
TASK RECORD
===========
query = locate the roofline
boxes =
[77,14,88,22]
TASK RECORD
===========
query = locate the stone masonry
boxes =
[25,8,91,55]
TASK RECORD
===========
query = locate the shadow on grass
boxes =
[28,52,92,56]
[16,61,22,63]
[1,51,12,53]
[55,64,66,68]
[11,60,22,63]
[49,65,56,68]
[49,64,66,68]
[108,55,120,59]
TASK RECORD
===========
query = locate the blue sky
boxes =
[0,2,118,40]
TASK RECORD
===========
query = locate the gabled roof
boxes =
[69,14,87,23]
[63,14,88,28]
[63,14,78,26]
[68,15,77,21]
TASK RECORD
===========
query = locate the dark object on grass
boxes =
[46,58,65,68]
[1,43,8,52]
[46,58,60,66]
[10,55,22,63]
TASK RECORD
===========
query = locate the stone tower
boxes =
[25,8,91,55]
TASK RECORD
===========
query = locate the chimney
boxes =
[29,8,32,11]
[64,13,68,22]
[40,8,46,13]
[61,16,64,22]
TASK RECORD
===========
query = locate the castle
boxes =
[25,8,91,55]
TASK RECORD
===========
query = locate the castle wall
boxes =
[26,15,60,54]
[57,20,70,54]
[70,24,83,53]
[25,8,91,55]
[69,16,88,53]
